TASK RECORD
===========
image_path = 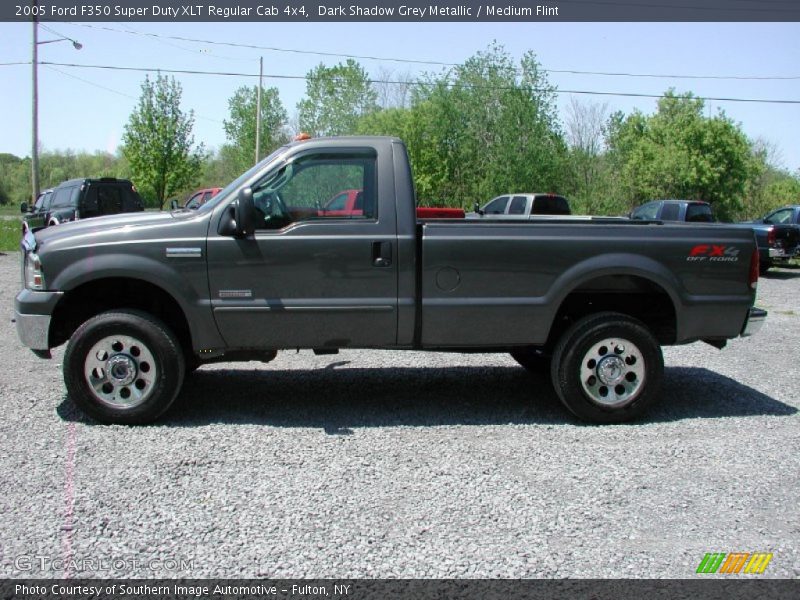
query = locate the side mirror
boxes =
[20,202,29,213]
[235,187,256,237]
[474,202,484,216]
[170,199,178,210]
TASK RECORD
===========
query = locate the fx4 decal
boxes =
[687,245,741,262]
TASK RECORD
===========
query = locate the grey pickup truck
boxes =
[15,136,766,425]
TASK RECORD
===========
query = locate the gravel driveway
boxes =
[0,251,797,579]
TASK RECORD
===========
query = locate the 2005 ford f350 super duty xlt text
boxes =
[14,136,766,424]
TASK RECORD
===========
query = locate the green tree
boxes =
[298,59,378,136]
[0,153,27,205]
[122,74,205,207]
[358,43,566,207]
[223,85,288,173]
[606,90,752,220]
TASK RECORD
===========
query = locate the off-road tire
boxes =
[64,309,185,424]
[550,312,663,424]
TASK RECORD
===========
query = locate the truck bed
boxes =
[416,219,756,348]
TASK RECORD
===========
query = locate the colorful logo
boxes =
[696,552,773,574]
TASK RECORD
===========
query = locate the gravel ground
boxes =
[0,251,798,579]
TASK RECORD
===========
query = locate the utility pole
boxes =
[31,12,39,202]
[30,7,81,203]
[255,56,263,165]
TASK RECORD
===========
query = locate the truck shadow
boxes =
[57,365,796,428]
[762,269,800,280]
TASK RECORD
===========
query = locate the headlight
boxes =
[25,252,45,290]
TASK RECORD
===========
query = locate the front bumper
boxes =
[14,309,51,350]
[14,289,64,351]
[741,307,767,337]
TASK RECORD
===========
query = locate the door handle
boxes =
[372,241,392,267]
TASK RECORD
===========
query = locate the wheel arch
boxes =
[544,254,681,347]
[49,276,194,357]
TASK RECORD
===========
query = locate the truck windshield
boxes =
[193,145,290,214]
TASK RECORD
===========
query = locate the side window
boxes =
[252,153,376,230]
[202,191,214,204]
[765,209,792,224]
[631,202,659,220]
[185,192,203,209]
[324,192,350,211]
[484,196,509,215]
[686,203,713,222]
[508,196,527,215]
[50,187,73,208]
[34,191,51,211]
[659,203,681,221]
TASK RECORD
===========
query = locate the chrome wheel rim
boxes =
[580,337,645,407]
[83,335,157,409]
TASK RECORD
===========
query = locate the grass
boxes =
[0,219,22,252]
[0,203,24,217]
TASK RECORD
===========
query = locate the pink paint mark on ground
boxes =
[61,422,76,579]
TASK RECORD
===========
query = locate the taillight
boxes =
[767,226,776,247]
[749,247,759,290]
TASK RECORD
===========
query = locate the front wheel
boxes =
[550,312,663,424]
[64,310,185,424]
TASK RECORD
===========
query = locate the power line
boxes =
[118,24,252,63]
[43,64,225,124]
[72,23,454,67]
[45,65,138,100]
[34,61,800,105]
[68,22,800,82]
[545,68,800,81]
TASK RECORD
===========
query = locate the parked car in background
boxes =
[630,199,714,222]
[629,199,799,273]
[317,188,365,217]
[21,189,53,233]
[752,205,800,227]
[21,178,144,233]
[184,187,222,209]
[742,205,800,271]
[467,193,571,219]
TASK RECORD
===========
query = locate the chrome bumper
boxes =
[769,247,792,259]
[741,307,767,337]
[13,309,51,350]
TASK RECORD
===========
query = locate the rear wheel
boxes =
[64,310,185,424]
[550,312,663,424]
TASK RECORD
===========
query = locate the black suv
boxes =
[21,178,144,233]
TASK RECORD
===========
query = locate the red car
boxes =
[317,189,364,217]
[317,189,465,219]
[184,187,222,209]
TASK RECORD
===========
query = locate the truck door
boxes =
[206,148,399,349]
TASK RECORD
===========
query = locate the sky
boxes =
[1,21,798,171]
